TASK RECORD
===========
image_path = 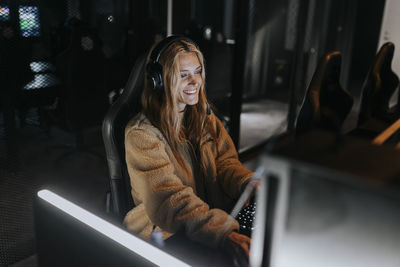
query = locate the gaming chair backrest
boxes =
[358,42,400,126]
[296,51,353,135]
[102,54,146,219]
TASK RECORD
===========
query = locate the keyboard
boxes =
[236,201,256,237]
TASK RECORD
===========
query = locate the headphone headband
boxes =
[149,35,199,64]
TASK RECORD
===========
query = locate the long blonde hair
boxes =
[141,39,211,169]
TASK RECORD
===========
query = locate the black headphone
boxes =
[146,35,200,93]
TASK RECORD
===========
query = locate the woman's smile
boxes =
[183,88,197,95]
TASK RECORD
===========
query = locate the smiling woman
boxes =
[123,36,254,266]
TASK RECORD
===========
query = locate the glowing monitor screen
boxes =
[19,6,40,37]
[0,6,10,21]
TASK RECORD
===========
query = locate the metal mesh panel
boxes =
[67,0,81,19]
[0,169,38,266]
[18,6,40,37]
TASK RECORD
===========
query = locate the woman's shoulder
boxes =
[125,112,147,130]
[125,113,163,140]
[206,111,227,133]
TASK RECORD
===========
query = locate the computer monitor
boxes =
[0,6,10,21]
[249,156,290,267]
[18,6,40,37]
[34,189,190,267]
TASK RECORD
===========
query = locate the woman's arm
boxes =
[213,115,254,199]
[125,127,239,247]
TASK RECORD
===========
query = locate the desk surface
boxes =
[273,130,400,183]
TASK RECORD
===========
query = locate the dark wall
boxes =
[129,0,166,56]
[172,0,225,37]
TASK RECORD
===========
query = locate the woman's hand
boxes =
[223,231,251,267]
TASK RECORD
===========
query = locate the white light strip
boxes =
[37,189,191,267]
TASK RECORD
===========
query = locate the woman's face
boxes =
[176,52,203,111]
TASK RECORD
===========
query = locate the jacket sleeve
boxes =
[125,127,239,247]
[213,115,254,199]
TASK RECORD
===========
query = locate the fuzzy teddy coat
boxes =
[123,112,253,248]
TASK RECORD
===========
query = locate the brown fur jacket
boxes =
[123,112,253,248]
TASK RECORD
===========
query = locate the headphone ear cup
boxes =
[146,62,164,92]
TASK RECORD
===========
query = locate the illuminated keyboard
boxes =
[236,202,256,237]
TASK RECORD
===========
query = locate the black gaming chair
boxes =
[296,51,354,135]
[357,42,400,133]
[102,54,146,220]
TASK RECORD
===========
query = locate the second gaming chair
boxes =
[102,54,146,220]
[358,42,400,132]
[296,51,354,135]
